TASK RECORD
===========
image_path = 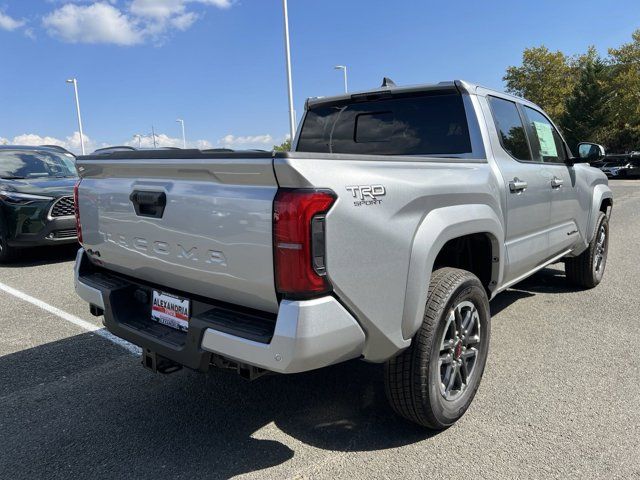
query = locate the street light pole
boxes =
[282,0,296,142]
[151,125,157,148]
[176,118,186,148]
[334,65,348,93]
[66,78,86,155]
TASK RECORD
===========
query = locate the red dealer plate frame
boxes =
[151,290,190,332]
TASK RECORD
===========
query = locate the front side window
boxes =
[523,106,567,163]
[488,96,532,161]
[0,150,76,179]
[297,93,472,156]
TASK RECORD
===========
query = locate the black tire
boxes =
[0,219,15,263]
[384,267,491,429]
[565,212,608,288]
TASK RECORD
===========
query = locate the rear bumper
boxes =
[74,249,365,374]
[200,297,365,373]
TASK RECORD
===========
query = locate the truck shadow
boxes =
[1,267,585,478]
[491,266,583,316]
[513,266,584,294]
[0,333,434,480]
[1,244,78,267]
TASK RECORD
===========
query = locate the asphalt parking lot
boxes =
[1,179,638,480]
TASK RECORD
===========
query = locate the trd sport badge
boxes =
[345,185,386,206]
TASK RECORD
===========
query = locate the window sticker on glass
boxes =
[533,121,558,157]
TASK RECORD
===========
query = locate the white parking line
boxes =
[0,280,141,356]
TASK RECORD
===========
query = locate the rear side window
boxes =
[297,93,472,156]
[522,106,567,163]
[488,96,532,161]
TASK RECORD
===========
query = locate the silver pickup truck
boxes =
[74,80,612,429]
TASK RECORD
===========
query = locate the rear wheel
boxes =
[384,267,491,429]
[565,212,608,288]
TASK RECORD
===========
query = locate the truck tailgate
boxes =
[76,153,279,313]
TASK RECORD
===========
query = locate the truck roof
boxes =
[305,79,534,110]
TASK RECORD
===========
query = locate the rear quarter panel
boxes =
[275,153,503,361]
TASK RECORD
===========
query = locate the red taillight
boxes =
[73,180,83,244]
[274,189,336,298]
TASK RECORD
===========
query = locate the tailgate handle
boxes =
[130,191,167,218]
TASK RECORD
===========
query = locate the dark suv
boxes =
[611,158,640,178]
[0,145,78,261]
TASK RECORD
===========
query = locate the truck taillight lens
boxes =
[274,189,336,298]
[73,180,83,244]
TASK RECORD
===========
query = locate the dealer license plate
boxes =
[151,290,190,332]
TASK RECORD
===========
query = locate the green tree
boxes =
[561,47,613,151]
[605,29,640,152]
[504,46,575,121]
[273,139,291,151]
[505,30,640,153]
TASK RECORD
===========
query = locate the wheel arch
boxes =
[401,204,504,340]
[588,184,613,241]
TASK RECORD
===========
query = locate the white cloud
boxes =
[65,131,96,152]
[130,0,232,19]
[43,0,232,45]
[127,132,276,151]
[8,132,96,154]
[43,3,143,45]
[218,134,274,150]
[130,0,186,20]
[11,133,68,147]
[195,0,233,8]
[171,12,199,31]
[3,131,276,154]
[124,133,213,150]
[0,11,26,31]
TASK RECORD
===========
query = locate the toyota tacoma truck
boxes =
[73,80,612,429]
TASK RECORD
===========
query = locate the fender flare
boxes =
[587,184,613,242]
[401,204,505,340]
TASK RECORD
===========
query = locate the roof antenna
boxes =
[381,77,396,87]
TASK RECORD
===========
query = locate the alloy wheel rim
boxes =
[438,300,481,401]
[594,225,607,274]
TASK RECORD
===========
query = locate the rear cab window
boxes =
[296,92,472,157]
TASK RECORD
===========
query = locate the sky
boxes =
[0,0,639,153]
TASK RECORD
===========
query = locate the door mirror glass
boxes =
[577,142,605,162]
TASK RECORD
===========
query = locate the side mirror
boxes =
[577,142,606,163]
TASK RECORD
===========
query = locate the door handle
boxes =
[551,177,564,188]
[509,178,528,193]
